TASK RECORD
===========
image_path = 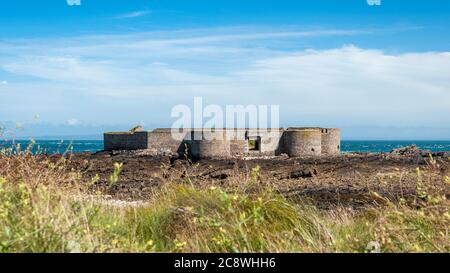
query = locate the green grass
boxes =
[248,140,257,150]
[0,152,448,253]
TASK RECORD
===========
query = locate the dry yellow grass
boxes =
[0,148,448,253]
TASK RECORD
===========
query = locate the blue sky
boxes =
[1,0,450,139]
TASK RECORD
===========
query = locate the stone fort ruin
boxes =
[104,127,340,159]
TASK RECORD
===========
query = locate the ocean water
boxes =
[1,140,450,154]
[341,140,450,153]
[0,140,104,154]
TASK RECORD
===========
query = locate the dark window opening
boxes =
[248,137,261,151]
[311,148,315,152]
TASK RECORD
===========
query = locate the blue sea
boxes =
[1,140,450,154]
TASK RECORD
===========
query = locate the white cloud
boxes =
[67,119,80,126]
[0,27,368,58]
[234,46,450,126]
[0,80,7,85]
[0,27,449,137]
[117,10,151,19]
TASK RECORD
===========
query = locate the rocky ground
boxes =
[66,146,450,209]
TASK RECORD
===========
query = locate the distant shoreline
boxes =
[1,139,450,154]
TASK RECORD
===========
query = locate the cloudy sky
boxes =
[0,0,450,139]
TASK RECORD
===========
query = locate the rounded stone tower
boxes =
[188,130,231,159]
[284,128,322,157]
[321,128,341,155]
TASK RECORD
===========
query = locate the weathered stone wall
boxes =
[229,140,248,156]
[186,130,231,159]
[321,128,341,155]
[148,129,186,154]
[226,129,247,156]
[104,131,149,151]
[283,128,322,157]
[189,140,231,159]
[223,129,283,156]
[259,130,284,155]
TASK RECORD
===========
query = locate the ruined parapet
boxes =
[104,131,149,151]
[321,128,341,155]
[103,126,340,158]
[188,129,231,159]
[283,128,322,157]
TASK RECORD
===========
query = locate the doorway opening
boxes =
[248,136,261,151]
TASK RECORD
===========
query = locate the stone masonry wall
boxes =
[148,129,186,154]
[104,131,149,151]
[321,128,341,155]
[283,128,322,156]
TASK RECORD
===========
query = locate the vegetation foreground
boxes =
[0,149,448,253]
